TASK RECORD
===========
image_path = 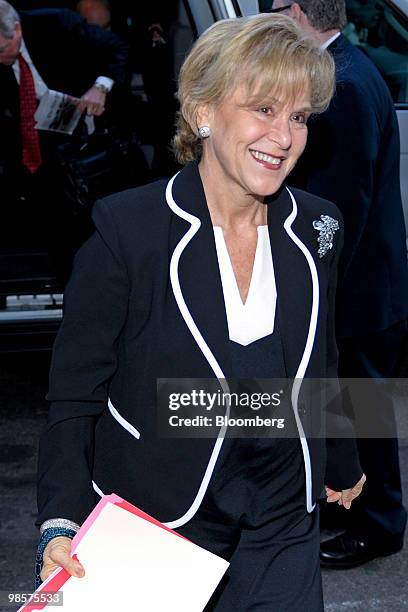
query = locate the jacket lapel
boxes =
[167,162,232,378]
[167,163,318,381]
[267,186,315,379]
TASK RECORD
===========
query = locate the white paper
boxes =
[31,502,229,611]
[34,89,82,135]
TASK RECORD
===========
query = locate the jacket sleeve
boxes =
[37,198,130,526]
[324,224,364,490]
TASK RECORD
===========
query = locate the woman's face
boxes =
[199,84,312,199]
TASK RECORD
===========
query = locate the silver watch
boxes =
[93,83,110,95]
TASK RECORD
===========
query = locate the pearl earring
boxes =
[198,126,211,138]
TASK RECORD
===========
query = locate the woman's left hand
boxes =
[325,473,366,510]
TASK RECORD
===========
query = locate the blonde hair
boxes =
[173,14,335,164]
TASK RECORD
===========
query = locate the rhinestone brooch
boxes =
[312,215,339,258]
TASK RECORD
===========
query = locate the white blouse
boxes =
[213,225,277,346]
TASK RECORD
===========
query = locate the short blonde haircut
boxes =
[173,14,335,164]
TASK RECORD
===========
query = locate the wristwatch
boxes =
[93,82,110,95]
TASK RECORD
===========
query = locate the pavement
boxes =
[0,351,407,611]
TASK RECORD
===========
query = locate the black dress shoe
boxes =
[320,532,403,569]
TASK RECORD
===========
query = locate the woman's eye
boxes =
[292,113,307,124]
[258,107,272,115]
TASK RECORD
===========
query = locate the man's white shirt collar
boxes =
[320,31,341,50]
[12,39,48,98]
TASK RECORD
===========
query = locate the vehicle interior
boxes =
[345,0,408,103]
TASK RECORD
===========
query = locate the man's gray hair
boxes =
[295,0,347,32]
[0,0,20,38]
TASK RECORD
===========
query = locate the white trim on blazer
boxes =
[285,187,318,513]
[163,172,231,529]
[108,397,141,440]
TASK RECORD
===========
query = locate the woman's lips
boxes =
[250,149,285,170]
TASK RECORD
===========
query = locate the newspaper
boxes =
[35,89,82,135]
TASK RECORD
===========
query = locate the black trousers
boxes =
[338,320,407,547]
[177,438,323,611]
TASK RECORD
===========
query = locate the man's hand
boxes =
[40,536,85,582]
[78,85,107,116]
[325,473,366,510]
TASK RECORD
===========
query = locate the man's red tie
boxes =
[18,53,42,173]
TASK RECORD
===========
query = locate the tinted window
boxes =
[345,0,408,103]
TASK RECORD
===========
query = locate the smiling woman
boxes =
[174,14,335,165]
[173,14,335,303]
[196,86,312,206]
[36,13,365,612]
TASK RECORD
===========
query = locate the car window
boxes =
[345,0,408,104]
[257,1,407,104]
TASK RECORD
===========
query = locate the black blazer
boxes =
[37,162,362,529]
[291,34,408,338]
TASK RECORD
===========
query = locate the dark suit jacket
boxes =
[291,34,408,339]
[0,8,129,170]
[37,162,362,529]
[19,8,129,95]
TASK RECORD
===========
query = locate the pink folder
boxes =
[19,494,229,612]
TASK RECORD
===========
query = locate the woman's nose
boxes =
[267,117,292,150]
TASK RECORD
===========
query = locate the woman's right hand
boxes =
[40,536,85,582]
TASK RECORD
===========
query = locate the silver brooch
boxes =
[312,215,339,258]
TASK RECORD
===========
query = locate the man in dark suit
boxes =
[272,0,408,567]
[0,0,129,278]
[0,1,129,168]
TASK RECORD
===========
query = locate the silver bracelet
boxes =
[40,518,81,535]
